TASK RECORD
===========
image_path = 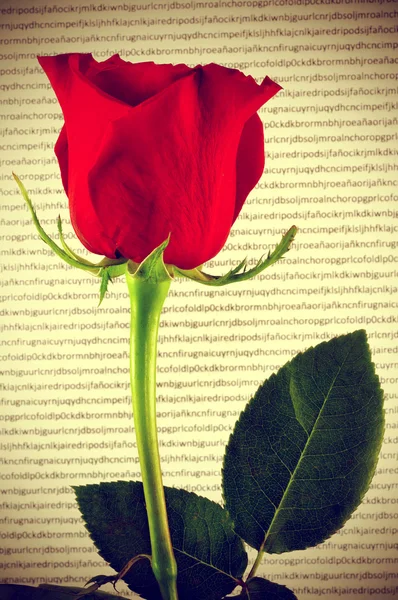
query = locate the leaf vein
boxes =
[262,348,352,549]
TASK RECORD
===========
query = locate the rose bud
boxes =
[38,53,281,270]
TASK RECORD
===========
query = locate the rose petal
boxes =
[38,53,132,257]
[85,55,192,107]
[234,113,265,223]
[54,124,69,195]
[40,54,281,266]
[88,65,281,269]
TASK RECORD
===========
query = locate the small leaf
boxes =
[74,481,247,600]
[223,576,298,599]
[175,226,297,286]
[0,583,128,599]
[244,577,298,599]
[222,330,384,554]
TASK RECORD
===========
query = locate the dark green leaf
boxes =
[244,577,298,599]
[0,584,127,599]
[222,330,384,554]
[223,576,298,599]
[74,481,246,600]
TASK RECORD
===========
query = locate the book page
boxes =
[0,1,397,598]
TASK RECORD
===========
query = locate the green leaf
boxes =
[174,226,297,286]
[222,330,384,554]
[0,584,128,599]
[73,481,247,600]
[244,577,298,599]
[224,577,298,599]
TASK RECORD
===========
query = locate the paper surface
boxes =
[0,1,397,598]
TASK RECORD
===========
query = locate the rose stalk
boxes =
[15,53,291,600]
[125,253,177,600]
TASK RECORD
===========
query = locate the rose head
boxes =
[38,53,281,270]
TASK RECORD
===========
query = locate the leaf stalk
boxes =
[246,545,265,581]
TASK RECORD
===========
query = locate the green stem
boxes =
[126,271,178,600]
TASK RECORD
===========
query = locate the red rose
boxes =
[38,53,281,270]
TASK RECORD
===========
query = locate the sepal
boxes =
[175,225,297,286]
[14,173,128,304]
[128,235,173,284]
